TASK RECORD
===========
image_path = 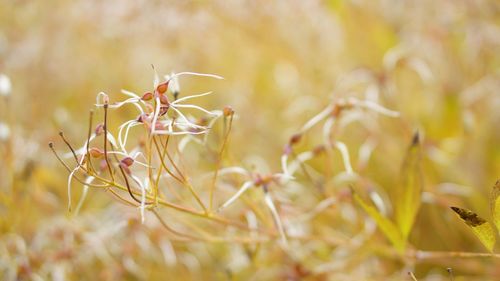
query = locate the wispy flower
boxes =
[0,74,11,97]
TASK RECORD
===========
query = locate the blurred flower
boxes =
[0,122,10,141]
[0,74,11,96]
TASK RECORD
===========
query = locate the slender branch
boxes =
[86,110,96,172]
[103,104,115,181]
[58,131,79,164]
[209,113,233,211]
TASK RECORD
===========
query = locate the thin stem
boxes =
[152,209,205,241]
[408,272,418,281]
[153,136,207,212]
[59,131,79,164]
[86,110,96,173]
[107,187,139,207]
[49,143,107,188]
[103,104,115,181]
[209,113,233,211]
[117,161,144,204]
[153,137,184,184]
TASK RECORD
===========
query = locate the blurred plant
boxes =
[49,69,407,248]
[450,180,500,253]
[351,131,422,253]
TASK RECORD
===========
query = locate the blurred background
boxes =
[1,0,499,280]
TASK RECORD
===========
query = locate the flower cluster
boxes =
[51,70,401,247]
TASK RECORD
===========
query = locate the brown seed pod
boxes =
[119,161,131,175]
[121,157,134,167]
[289,133,302,145]
[223,105,234,117]
[312,144,326,155]
[159,94,169,105]
[156,81,169,94]
[99,159,107,171]
[95,123,105,136]
[89,147,104,158]
[141,92,153,101]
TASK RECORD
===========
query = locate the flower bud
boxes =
[159,94,169,105]
[156,81,169,94]
[95,123,105,136]
[289,133,302,145]
[89,147,104,158]
[312,145,325,155]
[141,92,153,101]
[223,106,234,117]
[119,161,131,175]
[121,157,134,167]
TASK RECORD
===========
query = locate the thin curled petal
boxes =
[352,99,400,117]
[300,105,333,133]
[218,181,254,212]
[166,72,224,81]
[264,192,288,246]
[169,106,207,130]
[173,104,219,116]
[287,151,315,176]
[335,141,354,174]
[151,97,161,134]
[217,167,250,177]
[75,176,95,215]
[172,91,214,104]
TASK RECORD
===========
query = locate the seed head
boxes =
[89,147,104,158]
[141,92,153,101]
[289,133,302,145]
[95,123,105,136]
[223,106,234,117]
[121,157,134,167]
[159,94,169,105]
[156,81,169,94]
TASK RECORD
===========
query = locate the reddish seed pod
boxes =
[159,94,169,105]
[197,117,209,126]
[156,81,169,94]
[141,92,153,101]
[89,147,104,158]
[289,133,302,145]
[99,159,107,171]
[102,94,110,105]
[119,161,131,175]
[95,123,105,136]
[121,157,134,167]
[312,144,325,155]
[223,105,234,117]
[332,103,343,117]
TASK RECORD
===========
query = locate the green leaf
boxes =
[352,189,406,252]
[491,180,500,234]
[450,206,496,252]
[395,131,423,240]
